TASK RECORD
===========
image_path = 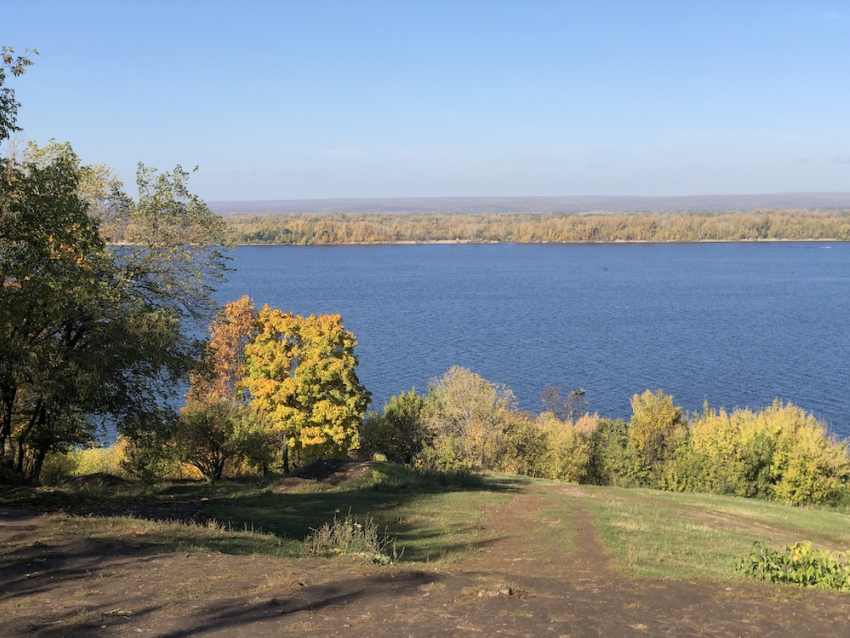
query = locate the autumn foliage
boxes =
[186,296,257,404]
[174,298,370,478]
[242,306,370,471]
[171,301,848,506]
[225,210,850,245]
[360,371,849,507]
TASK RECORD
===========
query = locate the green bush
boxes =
[496,411,549,477]
[587,419,648,487]
[737,541,850,592]
[362,462,482,490]
[423,367,516,470]
[416,436,479,473]
[39,451,80,485]
[358,389,428,463]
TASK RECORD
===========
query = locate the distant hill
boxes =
[208,193,850,215]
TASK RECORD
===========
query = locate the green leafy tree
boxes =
[0,53,228,480]
[0,143,225,480]
[243,307,370,472]
[174,400,269,482]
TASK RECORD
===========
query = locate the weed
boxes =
[305,510,402,564]
[165,578,213,600]
[71,609,101,627]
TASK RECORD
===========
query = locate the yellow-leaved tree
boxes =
[242,306,370,472]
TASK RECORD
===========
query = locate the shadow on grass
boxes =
[199,466,525,562]
[0,465,527,564]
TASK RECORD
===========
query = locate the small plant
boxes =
[736,541,850,592]
[305,511,402,564]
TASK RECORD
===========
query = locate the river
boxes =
[215,243,850,437]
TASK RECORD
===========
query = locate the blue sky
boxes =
[5,0,850,200]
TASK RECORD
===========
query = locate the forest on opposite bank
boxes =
[218,209,850,245]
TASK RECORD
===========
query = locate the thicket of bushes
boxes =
[360,368,850,507]
[41,365,849,509]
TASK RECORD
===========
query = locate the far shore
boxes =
[233,238,844,247]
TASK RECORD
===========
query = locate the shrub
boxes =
[416,436,479,473]
[358,389,428,463]
[535,413,596,482]
[41,439,134,485]
[423,367,516,470]
[629,390,688,469]
[39,451,80,485]
[736,541,850,592]
[363,462,482,490]
[174,401,276,481]
[305,511,401,564]
[587,419,648,487]
[690,401,850,505]
[496,411,549,477]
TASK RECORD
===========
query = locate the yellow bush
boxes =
[536,413,597,482]
[629,390,687,465]
[73,439,130,476]
[690,401,850,505]
[40,439,131,485]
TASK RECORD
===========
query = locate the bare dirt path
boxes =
[2,484,850,637]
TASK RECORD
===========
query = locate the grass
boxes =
[4,463,850,589]
[579,485,850,581]
[0,511,290,557]
[0,462,516,563]
[199,465,516,562]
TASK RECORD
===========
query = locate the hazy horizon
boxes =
[208,192,850,215]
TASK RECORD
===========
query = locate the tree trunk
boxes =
[30,446,47,483]
[282,437,290,474]
[14,399,43,475]
[0,381,16,468]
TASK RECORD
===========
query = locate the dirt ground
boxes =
[2,477,850,637]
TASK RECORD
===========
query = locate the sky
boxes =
[4,0,850,200]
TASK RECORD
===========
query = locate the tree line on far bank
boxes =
[220,210,850,245]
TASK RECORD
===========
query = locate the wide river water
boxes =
[215,243,850,438]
